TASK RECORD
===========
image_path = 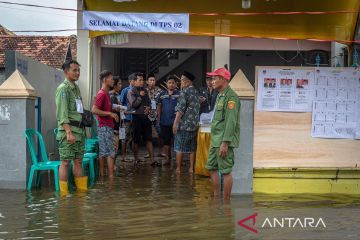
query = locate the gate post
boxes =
[0,70,39,190]
[230,69,254,195]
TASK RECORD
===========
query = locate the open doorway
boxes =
[101,48,211,89]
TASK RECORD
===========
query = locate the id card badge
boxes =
[151,100,157,110]
[120,112,126,120]
[119,127,126,140]
[75,99,84,113]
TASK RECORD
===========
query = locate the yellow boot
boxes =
[75,176,88,191]
[59,180,69,196]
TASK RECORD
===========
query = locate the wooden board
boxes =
[254,66,360,168]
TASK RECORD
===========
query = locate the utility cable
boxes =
[0,1,358,15]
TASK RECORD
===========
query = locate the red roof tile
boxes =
[0,35,77,69]
[0,25,15,36]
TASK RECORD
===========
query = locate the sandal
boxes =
[151,161,161,167]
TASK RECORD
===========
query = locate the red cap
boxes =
[206,68,231,81]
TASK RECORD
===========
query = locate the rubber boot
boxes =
[59,180,69,196]
[75,176,88,191]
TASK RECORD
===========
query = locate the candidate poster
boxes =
[256,68,315,112]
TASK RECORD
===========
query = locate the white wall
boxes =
[13,52,64,158]
[77,0,91,108]
[213,36,230,69]
[92,38,102,102]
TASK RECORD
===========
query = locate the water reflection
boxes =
[0,163,360,239]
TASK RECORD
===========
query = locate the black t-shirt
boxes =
[199,87,218,114]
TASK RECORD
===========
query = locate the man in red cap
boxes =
[205,67,240,200]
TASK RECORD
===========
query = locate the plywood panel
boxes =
[254,66,360,168]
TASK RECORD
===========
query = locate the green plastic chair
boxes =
[86,116,99,146]
[83,153,97,186]
[83,117,99,152]
[25,129,61,192]
[53,128,97,187]
[92,116,99,138]
[86,143,97,152]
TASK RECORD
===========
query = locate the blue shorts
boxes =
[174,130,198,153]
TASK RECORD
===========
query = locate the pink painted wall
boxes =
[100,33,331,51]
[231,38,331,51]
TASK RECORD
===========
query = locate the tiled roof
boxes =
[0,35,77,69]
[0,25,15,36]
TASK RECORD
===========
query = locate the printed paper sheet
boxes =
[257,68,315,112]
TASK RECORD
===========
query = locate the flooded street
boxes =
[1,162,360,240]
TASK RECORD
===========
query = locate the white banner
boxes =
[83,11,189,34]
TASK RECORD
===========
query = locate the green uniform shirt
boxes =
[210,86,240,148]
[55,79,85,140]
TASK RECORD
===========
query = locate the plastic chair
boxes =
[85,140,98,182]
[86,117,99,181]
[85,144,97,153]
[83,153,97,186]
[85,117,99,152]
[91,116,99,138]
[25,129,61,192]
[86,138,98,146]
[87,116,99,147]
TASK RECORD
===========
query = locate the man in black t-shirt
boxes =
[199,76,218,114]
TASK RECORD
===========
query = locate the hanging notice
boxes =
[256,68,315,112]
[83,11,189,34]
[311,68,360,139]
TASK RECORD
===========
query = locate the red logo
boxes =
[238,213,258,233]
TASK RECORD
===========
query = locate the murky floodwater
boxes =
[1,162,360,240]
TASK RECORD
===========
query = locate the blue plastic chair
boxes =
[25,129,61,192]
